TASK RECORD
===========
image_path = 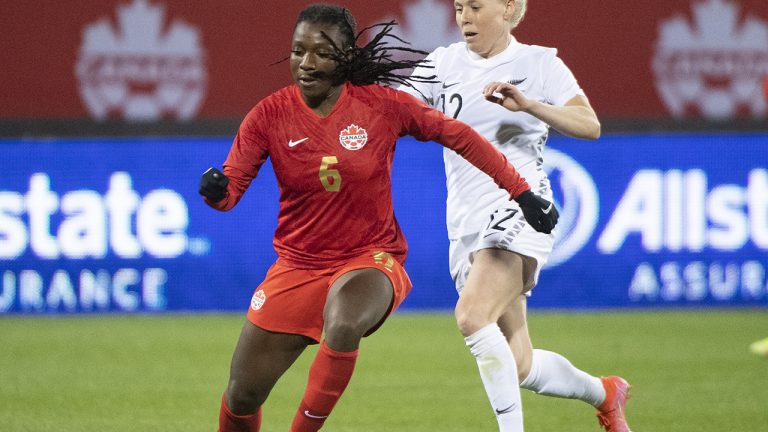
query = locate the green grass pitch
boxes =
[1,310,767,431]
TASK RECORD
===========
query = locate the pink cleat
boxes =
[596,376,632,432]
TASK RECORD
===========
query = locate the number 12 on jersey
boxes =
[439,93,463,119]
[319,156,341,192]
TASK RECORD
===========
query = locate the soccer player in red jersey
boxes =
[199,4,556,432]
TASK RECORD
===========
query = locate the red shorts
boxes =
[246,251,412,343]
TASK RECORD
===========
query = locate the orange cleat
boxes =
[596,376,632,432]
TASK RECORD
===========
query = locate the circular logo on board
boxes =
[543,148,600,268]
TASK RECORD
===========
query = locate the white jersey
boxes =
[399,38,584,240]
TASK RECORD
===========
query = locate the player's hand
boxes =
[199,167,229,202]
[514,190,558,234]
[483,81,532,112]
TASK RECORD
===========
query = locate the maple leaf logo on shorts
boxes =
[250,290,266,311]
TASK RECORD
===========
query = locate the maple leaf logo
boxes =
[75,0,207,121]
[250,290,266,311]
[339,124,368,151]
[652,0,768,119]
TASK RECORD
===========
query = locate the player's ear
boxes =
[503,0,515,22]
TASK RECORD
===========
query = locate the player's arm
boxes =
[200,110,268,211]
[199,167,229,205]
[435,114,559,233]
[395,90,558,233]
[483,82,601,140]
[199,164,259,211]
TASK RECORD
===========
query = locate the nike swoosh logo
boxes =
[304,410,328,419]
[442,82,459,89]
[541,202,553,214]
[288,137,309,147]
[495,403,518,415]
[507,78,526,86]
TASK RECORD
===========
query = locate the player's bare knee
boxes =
[226,383,264,415]
[455,306,488,337]
[325,318,367,338]
[455,293,496,336]
[324,318,367,350]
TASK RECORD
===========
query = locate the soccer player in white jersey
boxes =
[398,1,632,431]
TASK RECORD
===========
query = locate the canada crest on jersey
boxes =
[339,124,368,151]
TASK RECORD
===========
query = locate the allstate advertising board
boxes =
[0,133,766,314]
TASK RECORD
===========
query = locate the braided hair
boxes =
[291,4,436,93]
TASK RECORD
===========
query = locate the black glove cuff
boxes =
[513,190,535,206]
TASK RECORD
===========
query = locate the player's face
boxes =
[454,0,513,58]
[290,21,346,105]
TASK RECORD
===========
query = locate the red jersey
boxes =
[207,83,529,268]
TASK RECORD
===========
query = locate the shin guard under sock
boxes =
[290,341,359,432]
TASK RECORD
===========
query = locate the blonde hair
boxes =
[509,0,527,29]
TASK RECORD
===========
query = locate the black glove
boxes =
[514,190,558,234]
[199,167,229,202]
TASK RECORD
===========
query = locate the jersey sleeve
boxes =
[542,50,585,107]
[392,89,530,198]
[396,50,439,106]
[206,105,269,211]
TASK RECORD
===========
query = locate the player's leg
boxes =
[498,283,631,431]
[499,297,604,404]
[220,320,311,432]
[290,266,395,432]
[455,248,526,432]
[323,267,394,351]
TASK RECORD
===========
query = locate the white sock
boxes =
[520,349,606,407]
[465,324,524,432]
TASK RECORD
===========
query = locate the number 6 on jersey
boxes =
[319,156,341,192]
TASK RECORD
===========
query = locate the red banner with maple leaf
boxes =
[2,0,767,121]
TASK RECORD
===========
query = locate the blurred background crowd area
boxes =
[2,0,767,136]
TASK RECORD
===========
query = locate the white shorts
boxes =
[449,201,555,294]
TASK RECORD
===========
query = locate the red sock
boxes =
[218,393,262,432]
[290,341,359,432]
